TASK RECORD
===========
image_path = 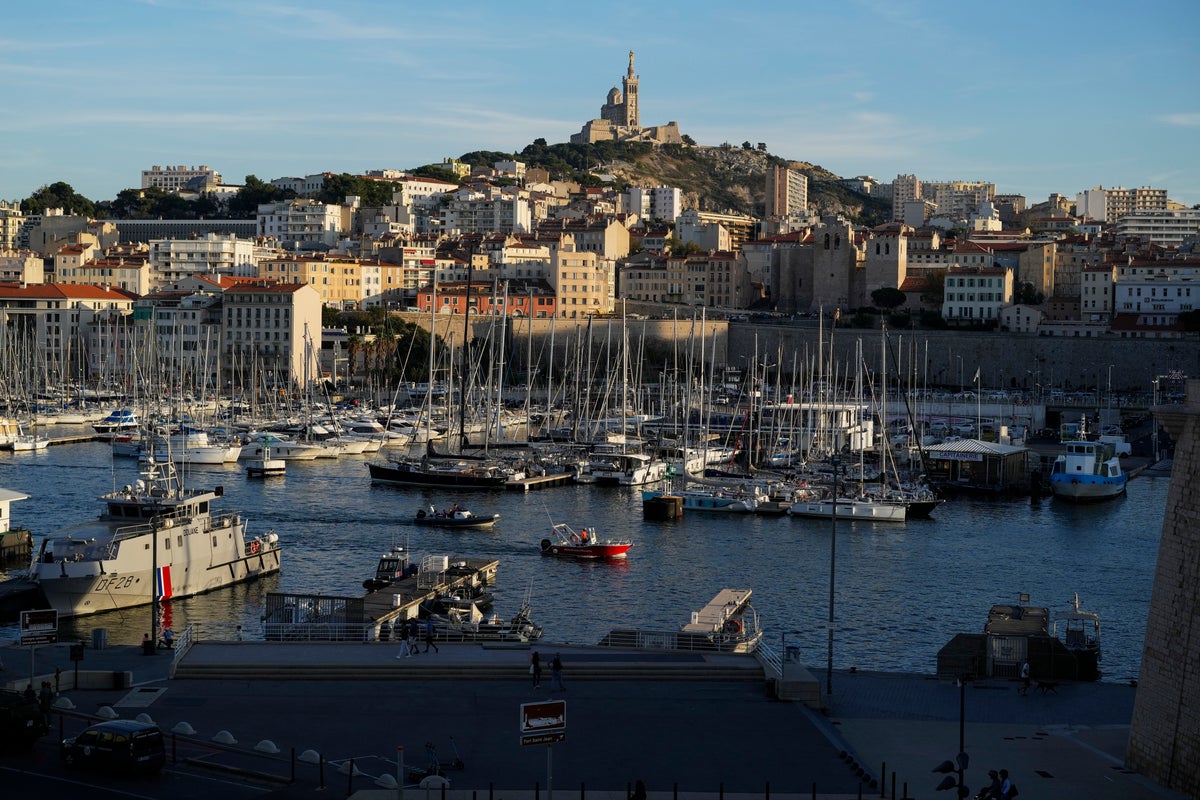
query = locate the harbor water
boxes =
[0,438,1167,683]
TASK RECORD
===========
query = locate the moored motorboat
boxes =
[1050,439,1127,502]
[540,522,631,560]
[415,505,500,529]
[368,457,523,489]
[786,493,907,522]
[28,456,282,618]
[246,445,286,478]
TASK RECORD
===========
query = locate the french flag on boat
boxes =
[156,566,173,600]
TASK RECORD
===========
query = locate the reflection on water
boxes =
[0,439,1167,681]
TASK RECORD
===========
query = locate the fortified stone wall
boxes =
[1127,379,1200,796]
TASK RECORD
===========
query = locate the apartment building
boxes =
[1112,257,1200,326]
[1110,209,1200,247]
[765,166,809,218]
[0,201,23,251]
[221,282,322,390]
[625,186,682,222]
[1081,264,1116,321]
[0,283,137,377]
[416,279,556,318]
[148,233,258,289]
[942,266,1012,324]
[257,255,370,309]
[132,290,224,380]
[550,244,613,318]
[55,252,152,296]
[0,252,44,284]
[257,199,347,249]
[1075,186,1169,223]
[439,188,531,236]
[142,164,222,192]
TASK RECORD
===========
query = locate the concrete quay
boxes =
[0,636,1188,800]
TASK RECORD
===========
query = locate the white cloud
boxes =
[1158,113,1200,127]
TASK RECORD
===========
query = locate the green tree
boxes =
[226,175,292,218]
[870,287,907,311]
[681,134,696,146]
[22,182,95,216]
[1014,281,1045,305]
[408,165,461,185]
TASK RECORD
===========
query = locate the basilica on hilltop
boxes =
[570,51,684,146]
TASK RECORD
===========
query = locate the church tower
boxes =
[622,50,639,128]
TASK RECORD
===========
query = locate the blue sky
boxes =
[3,0,1198,206]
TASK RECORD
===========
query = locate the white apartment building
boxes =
[626,186,683,222]
[270,173,330,196]
[221,282,323,390]
[440,188,531,235]
[926,181,996,221]
[149,233,258,289]
[942,266,1012,324]
[1081,264,1116,321]
[1110,209,1200,247]
[142,165,222,192]
[258,200,346,250]
[1075,186,1169,223]
[395,176,458,210]
[1113,258,1200,325]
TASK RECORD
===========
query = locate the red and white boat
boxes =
[540,522,632,560]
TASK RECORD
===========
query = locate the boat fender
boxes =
[417,509,426,519]
[249,540,260,555]
[724,617,744,634]
[540,538,552,552]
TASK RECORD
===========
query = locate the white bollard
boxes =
[211,730,237,745]
[172,721,196,735]
[255,740,280,754]
[96,706,119,720]
[135,713,155,725]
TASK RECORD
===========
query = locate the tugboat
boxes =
[1050,417,1127,502]
[29,455,282,617]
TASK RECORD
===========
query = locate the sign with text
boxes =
[520,700,566,735]
[20,609,59,645]
[521,731,566,747]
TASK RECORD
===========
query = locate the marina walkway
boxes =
[0,636,1185,799]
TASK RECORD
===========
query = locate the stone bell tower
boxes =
[622,50,639,128]
[1126,378,1200,796]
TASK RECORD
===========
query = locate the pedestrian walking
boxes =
[424,617,439,653]
[396,618,412,658]
[1018,662,1030,696]
[998,768,1014,799]
[409,619,421,655]
[38,681,53,720]
[550,653,565,691]
[530,651,542,688]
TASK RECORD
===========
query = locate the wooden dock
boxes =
[47,434,102,446]
[263,556,500,640]
[505,471,576,491]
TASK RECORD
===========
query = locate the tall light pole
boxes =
[826,453,841,701]
[1107,364,1114,409]
[956,355,963,394]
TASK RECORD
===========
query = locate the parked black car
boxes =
[61,720,165,775]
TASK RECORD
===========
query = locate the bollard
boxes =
[858,784,863,800]
[891,772,896,800]
[902,782,908,800]
[581,782,585,800]
[811,781,816,800]
[765,781,770,800]
[535,780,540,800]
[674,784,679,800]
[441,783,447,800]
[720,783,724,800]
[627,782,632,800]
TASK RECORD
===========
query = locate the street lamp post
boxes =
[932,675,971,798]
[826,453,841,701]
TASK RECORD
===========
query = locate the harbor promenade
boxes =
[0,636,1186,800]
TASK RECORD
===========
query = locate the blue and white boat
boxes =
[642,486,760,513]
[91,408,139,435]
[1050,439,1127,501]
